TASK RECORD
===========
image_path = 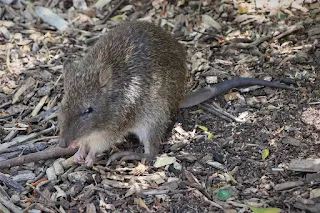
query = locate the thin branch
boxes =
[0,191,22,213]
[273,25,304,41]
[0,146,77,169]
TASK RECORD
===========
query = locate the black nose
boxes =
[58,139,68,148]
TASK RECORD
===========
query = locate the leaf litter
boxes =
[0,0,320,212]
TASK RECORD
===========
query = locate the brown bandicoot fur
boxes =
[58,21,295,167]
[58,21,187,166]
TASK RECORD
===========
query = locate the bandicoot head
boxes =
[58,57,117,148]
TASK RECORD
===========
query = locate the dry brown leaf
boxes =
[224,92,241,101]
[130,162,148,175]
[136,197,150,212]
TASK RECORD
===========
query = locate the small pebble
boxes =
[68,171,91,183]
[53,160,65,176]
[282,137,303,147]
[173,162,182,171]
[37,86,53,96]
[46,167,57,181]
[206,76,218,84]
[10,194,20,203]
[0,27,11,39]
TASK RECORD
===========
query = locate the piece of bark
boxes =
[306,173,320,183]
[274,181,304,191]
[0,174,23,192]
[288,159,320,172]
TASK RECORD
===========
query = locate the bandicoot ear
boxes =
[99,65,113,88]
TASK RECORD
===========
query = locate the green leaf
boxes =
[190,109,203,114]
[228,172,238,184]
[111,13,127,21]
[216,189,232,201]
[262,149,269,160]
[249,206,281,213]
[198,125,208,132]
[208,133,214,140]
[279,13,287,20]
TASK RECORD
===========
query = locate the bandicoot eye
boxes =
[83,107,93,115]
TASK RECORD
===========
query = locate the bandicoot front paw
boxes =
[74,146,87,164]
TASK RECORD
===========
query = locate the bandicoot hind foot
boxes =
[106,151,154,166]
[84,151,96,167]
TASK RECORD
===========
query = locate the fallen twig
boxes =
[308,101,320,105]
[23,203,56,213]
[223,35,272,57]
[0,173,24,192]
[0,202,11,213]
[225,35,272,50]
[277,55,295,69]
[0,146,77,169]
[99,0,125,24]
[273,25,304,41]
[193,189,224,209]
[0,101,12,109]
[0,112,19,120]
[1,141,50,154]
[199,104,233,122]
[0,123,56,153]
[200,103,245,123]
[85,35,101,44]
[0,191,22,213]
[25,183,61,213]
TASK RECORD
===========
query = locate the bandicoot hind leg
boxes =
[106,118,166,166]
